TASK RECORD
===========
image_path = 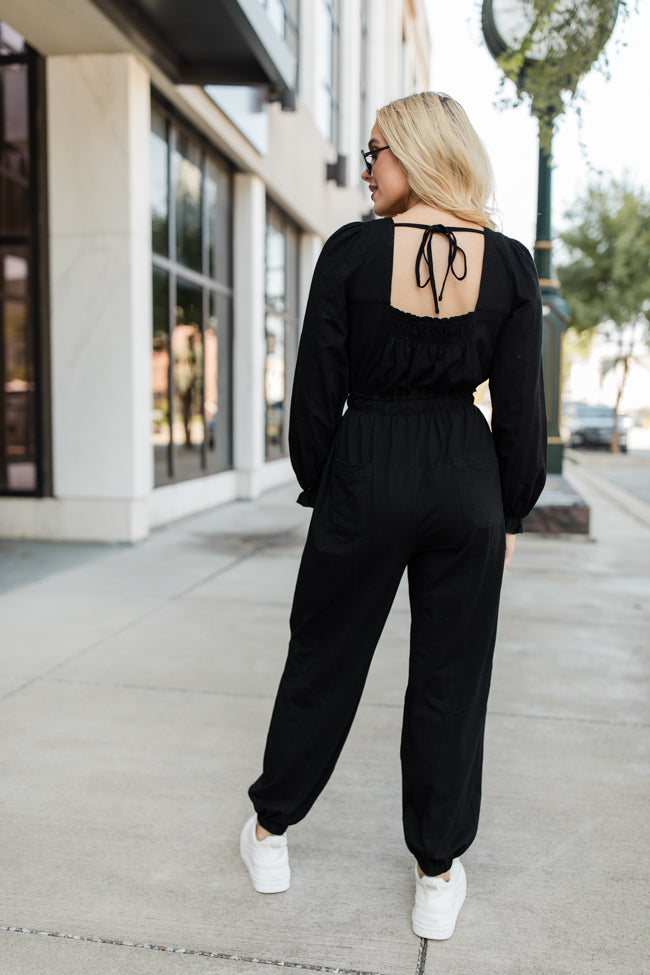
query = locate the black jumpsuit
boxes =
[249,217,547,876]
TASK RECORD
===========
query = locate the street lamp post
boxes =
[481,0,618,474]
[534,138,569,474]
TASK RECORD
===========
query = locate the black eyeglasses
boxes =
[361,145,390,176]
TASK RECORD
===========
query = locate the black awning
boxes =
[91,0,296,90]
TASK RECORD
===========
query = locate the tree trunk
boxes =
[610,355,630,453]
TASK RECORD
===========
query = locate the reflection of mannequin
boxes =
[176,330,198,448]
[204,322,219,452]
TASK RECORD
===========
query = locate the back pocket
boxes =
[328,458,372,537]
[453,449,503,528]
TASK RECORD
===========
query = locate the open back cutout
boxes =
[390,221,486,320]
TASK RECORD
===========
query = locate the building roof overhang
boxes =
[90,0,295,93]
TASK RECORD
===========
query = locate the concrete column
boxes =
[47,53,152,541]
[233,172,266,499]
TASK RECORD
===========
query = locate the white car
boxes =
[563,402,628,452]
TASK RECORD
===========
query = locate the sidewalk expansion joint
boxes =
[414,938,427,975]
[487,707,649,729]
[2,926,395,975]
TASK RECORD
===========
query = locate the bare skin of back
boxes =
[390,202,485,320]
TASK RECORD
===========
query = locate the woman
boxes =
[240,91,546,940]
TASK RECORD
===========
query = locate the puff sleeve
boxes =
[489,239,547,533]
[289,222,365,506]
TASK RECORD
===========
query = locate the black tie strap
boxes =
[395,223,484,315]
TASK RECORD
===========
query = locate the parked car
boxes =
[562,402,628,452]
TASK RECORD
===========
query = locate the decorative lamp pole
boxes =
[481,0,619,474]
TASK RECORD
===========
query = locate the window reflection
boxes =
[1,26,39,497]
[265,204,299,461]
[173,279,204,480]
[265,313,286,454]
[150,109,168,256]
[172,281,204,473]
[1,249,36,491]
[0,62,29,238]
[266,223,286,312]
[204,303,218,458]
[173,133,202,272]
[152,266,170,485]
[205,158,232,285]
[205,292,233,473]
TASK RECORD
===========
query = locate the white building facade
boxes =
[0,0,430,541]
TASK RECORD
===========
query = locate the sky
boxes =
[424,0,650,249]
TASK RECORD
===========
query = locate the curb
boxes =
[564,458,650,530]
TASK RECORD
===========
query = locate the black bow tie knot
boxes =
[414,225,469,315]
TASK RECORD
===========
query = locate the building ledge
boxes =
[91,0,296,91]
[524,474,590,534]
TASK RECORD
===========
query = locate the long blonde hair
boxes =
[375,91,497,229]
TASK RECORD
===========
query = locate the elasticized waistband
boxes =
[347,391,474,415]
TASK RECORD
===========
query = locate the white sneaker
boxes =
[239,815,291,893]
[412,859,466,940]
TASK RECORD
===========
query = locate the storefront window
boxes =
[150,100,233,486]
[150,110,168,257]
[205,158,232,286]
[265,203,299,461]
[1,249,36,491]
[206,291,232,474]
[151,265,170,486]
[0,28,44,496]
[173,278,204,480]
[173,132,202,273]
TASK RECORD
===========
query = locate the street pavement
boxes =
[1,453,648,975]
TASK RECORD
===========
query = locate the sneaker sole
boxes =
[412,864,467,940]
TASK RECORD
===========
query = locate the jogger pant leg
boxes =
[402,525,505,876]
[248,496,409,835]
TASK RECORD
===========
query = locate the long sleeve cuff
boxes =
[296,488,317,508]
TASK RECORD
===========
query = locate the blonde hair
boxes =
[376,91,497,229]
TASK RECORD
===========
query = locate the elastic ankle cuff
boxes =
[418,857,453,877]
[256,813,287,836]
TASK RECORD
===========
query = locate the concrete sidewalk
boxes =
[1,468,648,975]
